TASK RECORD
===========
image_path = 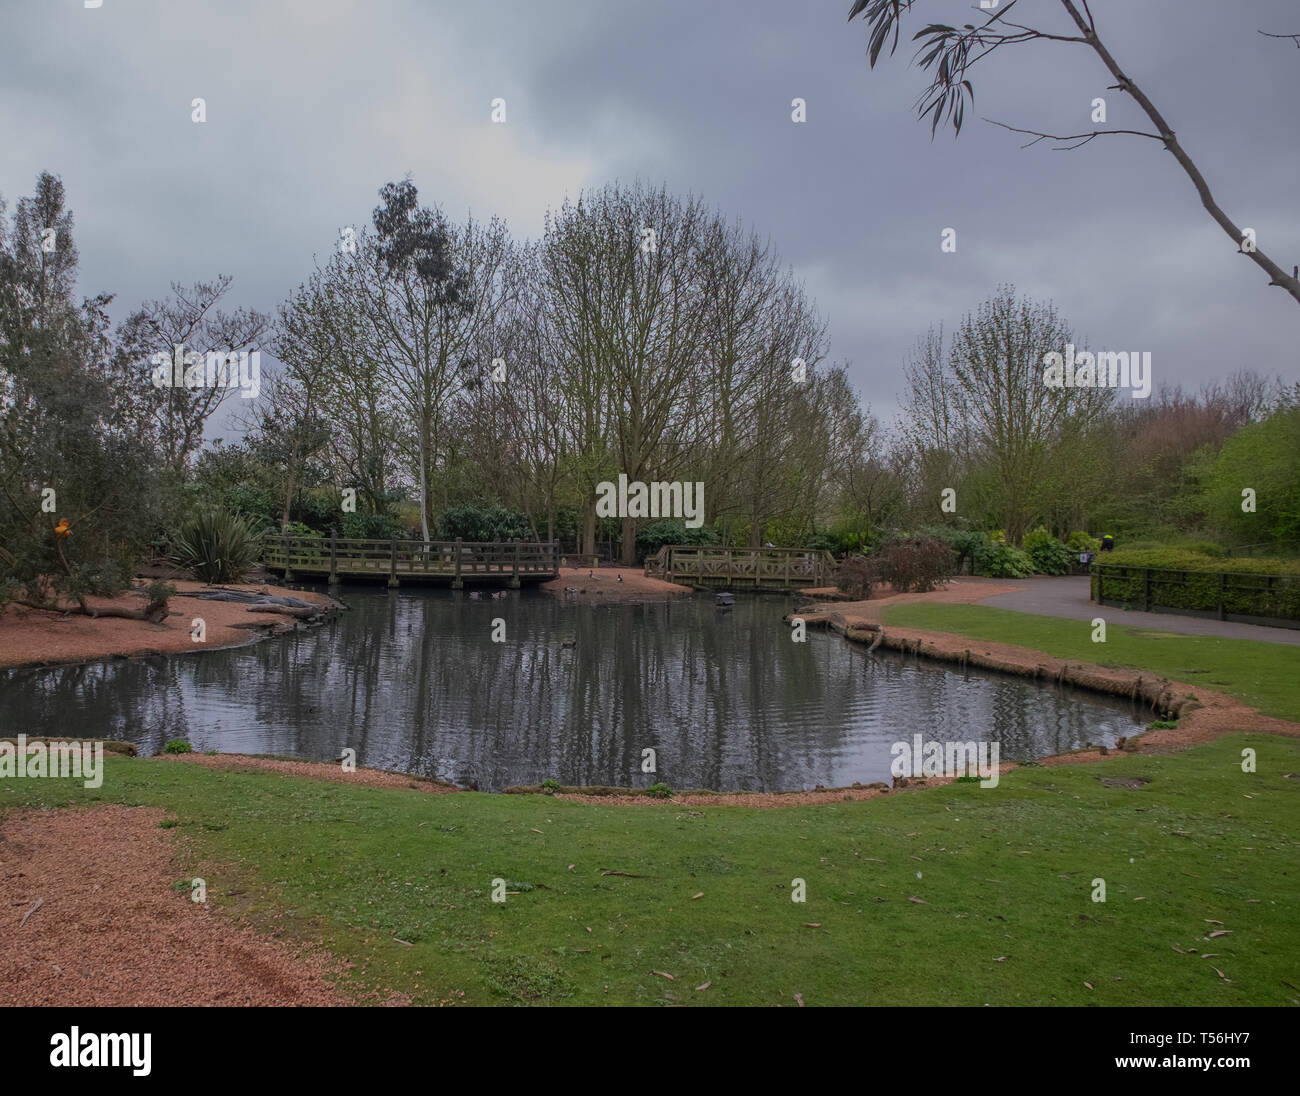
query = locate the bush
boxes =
[635,519,718,560]
[170,508,260,583]
[1103,549,1300,575]
[834,554,876,599]
[947,529,987,573]
[1023,527,1073,575]
[162,739,192,754]
[973,540,1034,578]
[342,512,404,540]
[1173,539,1227,558]
[1066,530,1098,553]
[438,504,533,542]
[873,537,956,592]
[1094,550,1300,621]
[646,782,674,799]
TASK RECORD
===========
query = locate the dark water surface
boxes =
[0,587,1145,792]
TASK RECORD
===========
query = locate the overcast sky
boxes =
[3,0,1297,431]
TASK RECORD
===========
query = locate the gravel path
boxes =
[0,804,357,1006]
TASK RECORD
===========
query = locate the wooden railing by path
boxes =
[644,544,836,590]
[262,535,559,588]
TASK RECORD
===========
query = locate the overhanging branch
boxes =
[985,118,1162,150]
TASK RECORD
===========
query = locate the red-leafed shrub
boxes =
[874,537,956,593]
[834,554,877,599]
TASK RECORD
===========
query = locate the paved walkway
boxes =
[966,575,1300,646]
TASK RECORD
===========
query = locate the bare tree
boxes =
[116,276,268,478]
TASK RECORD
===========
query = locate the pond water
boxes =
[0,588,1146,792]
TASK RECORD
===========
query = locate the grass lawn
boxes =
[4,737,1298,1006]
[885,602,1300,722]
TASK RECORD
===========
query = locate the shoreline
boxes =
[0,580,339,673]
[539,564,694,602]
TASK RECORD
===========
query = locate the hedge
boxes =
[1093,550,1300,623]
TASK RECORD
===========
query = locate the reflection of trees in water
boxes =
[0,592,1144,791]
[0,658,190,755]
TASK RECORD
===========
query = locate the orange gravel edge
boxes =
[156,752,459,793]
[0,803,406,1006]
[0,581,337,670]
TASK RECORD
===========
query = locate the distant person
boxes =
[1100,534,1115,553]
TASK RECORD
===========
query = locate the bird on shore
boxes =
[468,591,483,600]
[491,590,508,599]
[617,574,623,583]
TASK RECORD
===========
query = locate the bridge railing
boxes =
[261,535,559,583]
[644,544,836,588]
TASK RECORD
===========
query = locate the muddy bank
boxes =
[0,580,340,671]
[156,752,459,794]
[540,565,694,603]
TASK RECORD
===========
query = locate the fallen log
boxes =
[246,604,320,620]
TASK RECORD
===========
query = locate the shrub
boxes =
[1094,550,1300,621]
[162,739,192,754]
[635,519,718,560]
[1174,539,1227,558]
[834,554,876,599]
[342,511,404,540]
[873,537,957,592]
[973,540,1034,578]
[170,508,260,583]
[438,504,533,542]
[1023,527,1074,575]
[948,529,987,573]
[1066,530,1098,553]
[646,782,674,799]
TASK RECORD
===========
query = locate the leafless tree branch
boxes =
[985,118,1162,150]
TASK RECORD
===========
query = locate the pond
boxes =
[0,588,1146,792]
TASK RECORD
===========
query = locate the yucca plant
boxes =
[170,508,259,583]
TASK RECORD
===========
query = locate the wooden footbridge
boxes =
[644,544,835,591]
[262,535,559,587]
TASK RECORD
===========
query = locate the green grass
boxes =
[3,740,1298,1006]
[885,602,1300,722]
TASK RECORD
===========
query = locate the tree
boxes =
[847,0,1300,306]
[1198,405,1300,547]
[899,286,1112,544]
[115,276,269,479]
[0,173,166,617]
[358,179,514,541]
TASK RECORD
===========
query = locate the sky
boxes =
[2,0,1298,433]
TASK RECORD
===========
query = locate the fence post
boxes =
[387,538,399,587]
[510,539,521,588]
[1143,568,1152,611]
[282,533,294,583]
[452,538,463,590]
[1095,566,1103,604]
[329,536,338,585]
[1217,571,1226,621]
